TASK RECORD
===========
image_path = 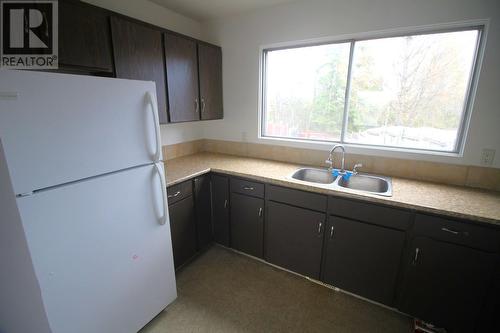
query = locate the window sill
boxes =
[257,135,464,161]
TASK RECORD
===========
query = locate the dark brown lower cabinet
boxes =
[322,216,405,306]
[397,236,496,333]
[265,201,325,279]
[212,175,230,246]
[476,258,500,332]
[168,196,197,269]
[230,193,264,258]
[194,175,213,250]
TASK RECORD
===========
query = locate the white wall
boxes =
[203,0,500,167]
[83,0,206,145]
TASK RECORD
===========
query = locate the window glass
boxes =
[264,43,350,141]
[261,28,481,153]
[346,30,479,151]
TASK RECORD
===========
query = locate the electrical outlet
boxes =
[480,149,495,166]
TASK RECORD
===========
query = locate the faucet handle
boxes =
[353,163,363,174]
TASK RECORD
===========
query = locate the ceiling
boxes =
[150,0,297,21]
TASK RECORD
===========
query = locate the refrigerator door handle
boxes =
[146,92,162,163]
[154,162,168,225]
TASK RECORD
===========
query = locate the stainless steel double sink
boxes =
[290,168,392,196]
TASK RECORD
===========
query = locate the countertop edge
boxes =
[166,165,500,227]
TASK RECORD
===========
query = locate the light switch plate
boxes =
[481,149,495,166]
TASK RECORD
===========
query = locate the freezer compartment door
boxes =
[17,163,176,333]
[0,70,162,195]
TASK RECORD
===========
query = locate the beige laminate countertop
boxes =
[164,152,500,226]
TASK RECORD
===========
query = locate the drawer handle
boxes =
[412,247,420,265]
[317,221,323,234]
[258,207,263,217]
[329,226,335,239]
[441,227,469,236]
[243,186,254,191]
[224,199,228,208]
[167,191,181,199]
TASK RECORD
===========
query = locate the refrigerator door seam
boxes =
[17,163,154,196]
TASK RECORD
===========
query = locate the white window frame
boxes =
[258,21,488,156]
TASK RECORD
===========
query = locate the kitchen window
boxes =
[261,26,484,153]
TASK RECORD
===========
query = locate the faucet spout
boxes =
[326,144,346,172]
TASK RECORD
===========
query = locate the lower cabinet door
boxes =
[169,196,197,269]
[265,201,325,279]
[230,193,264,258]
[194,175,213,250]
[322,216,405,306]
[397,236,496,333]
[212,175,230,246]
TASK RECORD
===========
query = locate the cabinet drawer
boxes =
[167,180,193,205]
[328,197,411,231]
[230,177,264,198]
[267,184,327,212]
[414,214,500,252]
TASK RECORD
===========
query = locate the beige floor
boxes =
[140,246,412,333]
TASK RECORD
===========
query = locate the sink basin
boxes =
[290,167,392,196]
[291,168,335,184]
[336,174,392,196]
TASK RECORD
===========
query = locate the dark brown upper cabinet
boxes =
[164,33,200,123]
[110,16,168,124]
[164,34,223,123]
[59,0,113,73]
[56,1,222,123]
[198,43,223,120]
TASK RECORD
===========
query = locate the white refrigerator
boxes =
[0,70,177,333]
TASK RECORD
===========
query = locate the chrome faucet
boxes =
[352,163,363,175]
[326,144,346,173]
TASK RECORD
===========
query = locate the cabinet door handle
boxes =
[441,227,468,236]
[167,191,181,199]
[242,186,254,191]
[201,97,206,113]
[317,221,323,234]
[258,207,263,217]
[329,226,335,239]
[195,98,199,114]
[412,247,420,265]
[224,199,228,208]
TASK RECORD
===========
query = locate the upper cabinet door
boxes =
[110,17,168,124]
[198,43,223,120]
[164,33,200,123]
[59,1,113,72]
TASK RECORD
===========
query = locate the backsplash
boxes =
[163,139,500,191]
